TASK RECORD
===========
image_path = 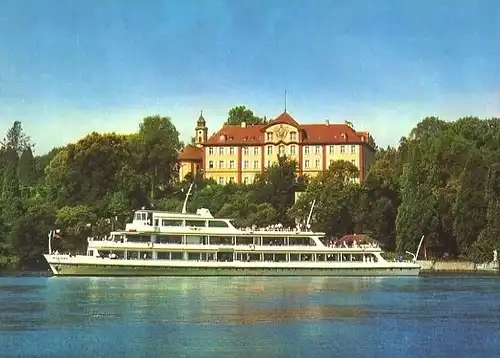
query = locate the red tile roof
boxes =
[204,112,373,146]
[206,123,265,145]
[264,112,299,128]
[177,145,203,161]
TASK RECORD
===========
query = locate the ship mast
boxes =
[181,182,195,214]
[306,199,316,230]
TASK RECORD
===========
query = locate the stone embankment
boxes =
[418,260,499,273]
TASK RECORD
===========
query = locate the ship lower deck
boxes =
[45,256,420,277]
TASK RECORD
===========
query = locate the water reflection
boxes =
[0,276,379,333]
[2,276,500,358]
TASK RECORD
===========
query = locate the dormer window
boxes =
[266,132,274,141]
[290,132,297,141]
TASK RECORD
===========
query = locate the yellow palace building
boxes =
[178,111,376,184]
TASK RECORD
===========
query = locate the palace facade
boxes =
[177,111,376,184]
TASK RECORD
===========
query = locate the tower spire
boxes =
[284,90,287,113]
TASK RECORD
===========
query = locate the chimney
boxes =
[241,122,247,128]
[325,119,330,126]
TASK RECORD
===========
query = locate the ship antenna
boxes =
[406,235,425,262]
[181,182,195,214]
[306,199,316,230]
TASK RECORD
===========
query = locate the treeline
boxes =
[1,109,499,270]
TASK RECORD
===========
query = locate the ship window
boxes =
[126,235,150,243]
[316,254,326,261]
[135,213,141,220]
[157,252,170,260]
[275,254,287,262]
[289,253,300,261]
[170,252,183,260]
[185,236,206,245]
[235,236,253,246]
[141,213,147,221]
[208,220,229,228]
[209,236,232,245]
[263,254,274,261]
[185,220,206,228]
[161,219,183,227]
[262,237,285,246]
[288,237,316,246]
[156,235,182,244]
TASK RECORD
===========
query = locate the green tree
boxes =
[12,202,56,269]
[452,151,487,254]
[253,156,301,224]
[469,163,500,262]
[55,205,97,253]
[0,148,23,257]
[291,160,359,237]
[135,115,182,200]
[18,147,36,187]
[226,106,267,125]
[1,120,33,155]
[395,162,439,254]
[44,132,136,208]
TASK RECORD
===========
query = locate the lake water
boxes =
[1,275,500,357]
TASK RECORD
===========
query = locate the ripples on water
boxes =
[1,275,500,357]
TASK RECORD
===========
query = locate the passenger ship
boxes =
[43,185,420,276]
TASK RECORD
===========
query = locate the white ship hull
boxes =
[44,255,421,277]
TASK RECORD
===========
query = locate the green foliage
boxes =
[55,205,97,253]
[18,147,36,187]
[291,160,359,237]
[136,115,182,199]
[254,156,301,224]
[226,106,267,125]
[1,120,32,155]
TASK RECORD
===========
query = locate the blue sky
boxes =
[1,0,499,154]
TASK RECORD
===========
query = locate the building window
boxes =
[340,145,345,153]
[229,147,235,155]
[267,145,273,155]
[351,145,356,154]
[243,146,249,155]
[266,132,273,141]
[315,145,320,154]
[315,159,320,168]
[304,146,310,155]
[290,132,297,141]
[253,147,259,155]
[219,160,224,168]
[229,160,235,168]
[351,159,356,166]
[208,147,214,155]
[329,145,334,154]
[267,160,272,168]
[305,160,310,168]
[229,177,235,183]
[209,160,214,169]
[290,145,296,155]
[243,177,249,184]
[279,145,285,156]
[329,159,334,166]
[219,147,224,155]
[218,177,224,184]
[253,161,259,169]
[243,160,249,169]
